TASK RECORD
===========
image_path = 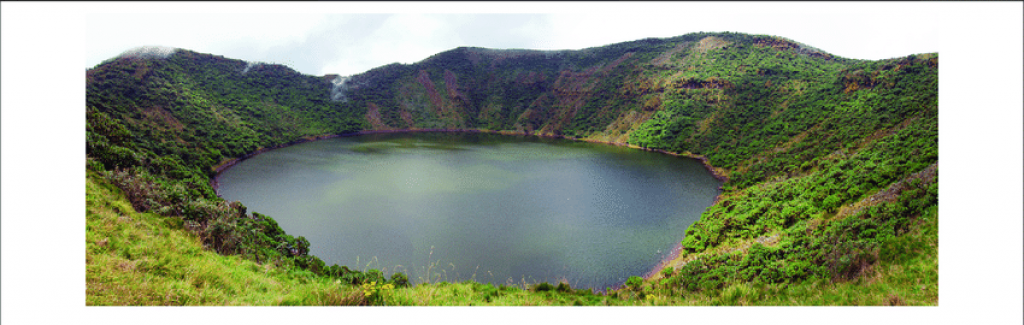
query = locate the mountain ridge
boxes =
[86,31,938,304]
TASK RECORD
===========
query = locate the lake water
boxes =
[216,132,721,290]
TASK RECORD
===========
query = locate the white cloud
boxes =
[82,2,967,75]
[86,13,335,69]
[365,14,455,64]
[84,4,953,75]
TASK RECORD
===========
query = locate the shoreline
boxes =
[212,128,729,191]
[209,127,728,285]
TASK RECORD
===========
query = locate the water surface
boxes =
[217,132,720,290]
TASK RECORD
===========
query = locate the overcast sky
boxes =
[82,3,963,76]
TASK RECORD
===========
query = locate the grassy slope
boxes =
[87,170,365,306]
[87,166,936,305]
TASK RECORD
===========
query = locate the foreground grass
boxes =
[635,205,938,306]
[87,171,368,305]
[87,170,936,306]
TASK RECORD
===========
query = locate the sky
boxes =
[83,3,958,77]
[2,2,1024,325]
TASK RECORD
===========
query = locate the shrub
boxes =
[660,266,675,278]
[533,282,554,292]
[821,194,842,212]
[293,236,311,256]
[625,276,644,291]
[97,145,143,170]
[556,282,572,293]
[342,271,366,285]
[87,158,106,173]
[390,272,409,287]
[105,168,164,213]
[361,281,395,306]
[782,260,812,280]
[365,269,385,284]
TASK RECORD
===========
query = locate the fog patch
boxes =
[241,61,264,74]
[330,75,351,102]
[118,46,177,60]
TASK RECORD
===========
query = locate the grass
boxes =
[86,170,366,306]
[635,205,939,306]
[87,168,936,306]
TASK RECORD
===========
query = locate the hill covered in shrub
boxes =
[86,31,937,305]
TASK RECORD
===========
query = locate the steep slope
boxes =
[86,32,938,304]
[88,49,367,178]
[86,169,369,305]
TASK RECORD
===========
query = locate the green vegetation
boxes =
[86,31,938,305]
[88,168,936,305]
[87,50,366,178]
[87,169,366,305]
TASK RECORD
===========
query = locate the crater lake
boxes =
[215,132,721,290]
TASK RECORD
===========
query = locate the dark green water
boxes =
[216,132,721,290]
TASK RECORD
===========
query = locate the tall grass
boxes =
[86,171,365,306]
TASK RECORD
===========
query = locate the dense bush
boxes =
[664,173,936,292]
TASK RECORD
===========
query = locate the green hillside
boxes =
[86,32,938,305]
